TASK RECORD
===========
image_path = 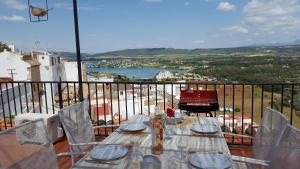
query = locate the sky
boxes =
[1,0,300,53]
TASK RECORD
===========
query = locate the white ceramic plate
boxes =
[89,144,128,161]
[119,123,147,132]
[188,152,232,169]
[141,155,162,169]
[190,124,219,134]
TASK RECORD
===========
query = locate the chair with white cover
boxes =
[0,119,58,169]
[267,123,300,169]
[58,98,119,165]
[225,107,290,167]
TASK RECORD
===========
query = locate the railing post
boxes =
[58,80,63,109]
[73,0,83,101]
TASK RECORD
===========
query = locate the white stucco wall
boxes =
[0,51,30,81]
[63,62,81,81]
[39,60,66,113]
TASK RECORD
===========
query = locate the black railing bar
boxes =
[0,85,7,129]
[43,83,49,114]
[163,84,166,111]
[57,81,63,109]
[5,83,13,127]
[37,83,42,113]
[227,142,252,146]
[102,83,107,135]
[67,83,70,106]
[11,83,17,116]
[214,84,217,117]
[87,83,91,118]
[271,85,274,108]
[125,83,128,120]
[132,84,135,115]
[250,85,254,145]
[17,82,23,114]
[155,83,157,106]
[232,84,235,144]
[260,85,264,119]
[223,84,226,131]
[147,84,150,115]
[241,84,245,144]
[24,83,29,113]
[73,82,77,103]
[290,84,294,125]
[30,82,35,113]
[280,84,284,113]
[109,83,114,126]
[117,83,121,124]
[50,83,54,114]
[95,83,100,135]
[140,84,143,115]
[171,83,174,109]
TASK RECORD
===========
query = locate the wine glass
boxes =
[177,124,188,163]
[164,125,174,140]
[129,136,143,164]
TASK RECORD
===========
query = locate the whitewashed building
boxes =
[156,71,175,81]
[0,51,31,81]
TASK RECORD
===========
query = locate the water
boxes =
[87,67,183,79]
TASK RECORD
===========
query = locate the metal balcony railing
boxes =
[0,81,299,146]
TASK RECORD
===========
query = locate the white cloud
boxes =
[185,1,191,6]
[0,15,26,22]
[145,0,161,2]
[0,0,27,10]
[224,26,249,33]
[243,0,300,32]
[217,2,236,12]
[193,40,205,44]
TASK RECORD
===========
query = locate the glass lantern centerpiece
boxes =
[151,106,164,155]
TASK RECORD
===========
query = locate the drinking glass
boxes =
[164,125,173,140]
[177,124,188,163]
[128,136,143,167]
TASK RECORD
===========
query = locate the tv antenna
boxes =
[35,41,40,51]
[7,69,17,81]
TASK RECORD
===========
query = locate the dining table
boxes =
[72,115,247,169]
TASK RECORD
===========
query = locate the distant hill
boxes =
[93,47,262,57]
[54,52,91,61]
[95,48,192,56]
[93,45,300,57]
[54,44,300,60]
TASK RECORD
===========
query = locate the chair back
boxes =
[58,98,95,153]
[253,107,289,161]
[268,124,300,169]
[0,119,58,169]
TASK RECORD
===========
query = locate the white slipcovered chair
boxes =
[0,119,58,169]
[225,107,290,167]
[58,98,120,165]
[267,123,300,169]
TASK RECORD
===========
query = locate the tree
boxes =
[234,107,240,112]
[0,42,11,52]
